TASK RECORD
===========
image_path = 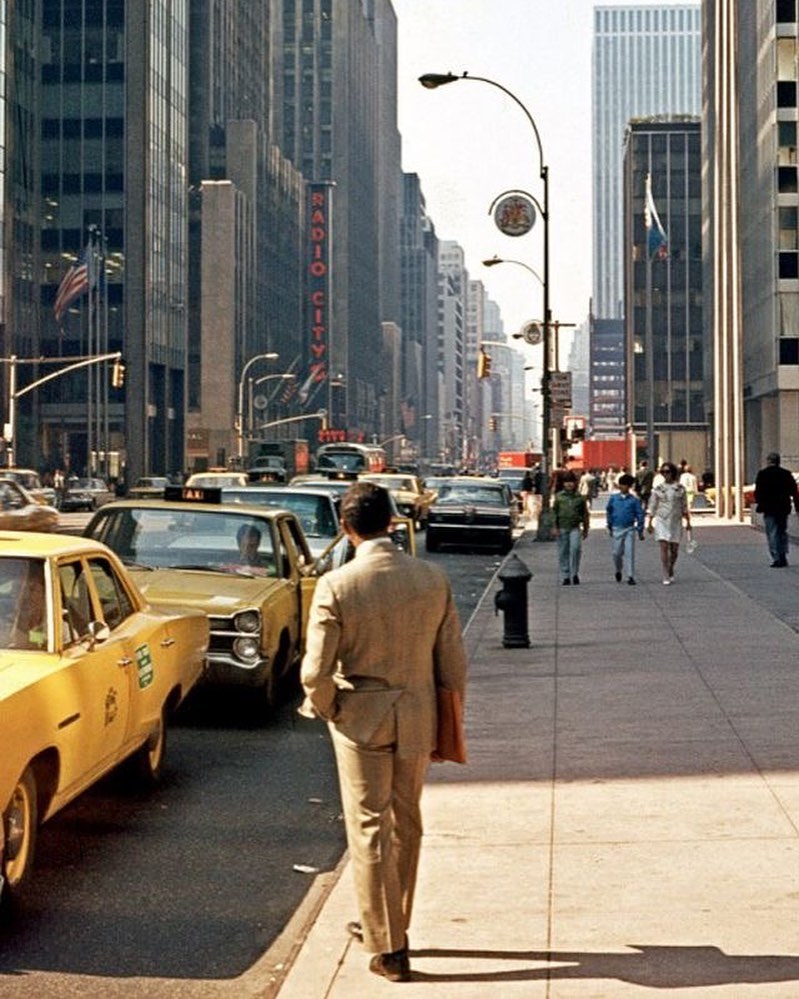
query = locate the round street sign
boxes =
[522,321,543,345]
[253,394,268,410]
[493,195,536,237]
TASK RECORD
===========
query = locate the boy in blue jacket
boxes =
[606,473,645,585]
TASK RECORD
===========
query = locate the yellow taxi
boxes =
[360,472,436,528]
[0,532,208,910]
[84,487,320,713]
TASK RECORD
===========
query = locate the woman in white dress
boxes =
[647,461,691,584]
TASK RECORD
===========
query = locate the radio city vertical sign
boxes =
[306,183,332,399]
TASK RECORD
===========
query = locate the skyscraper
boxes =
[278,0,401,439]
[593,4,701,320]
[704,0,799,509]
[38,0,189,483]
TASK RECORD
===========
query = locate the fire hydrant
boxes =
[494,553,532,648]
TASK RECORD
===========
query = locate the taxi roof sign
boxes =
[163,485,223,504]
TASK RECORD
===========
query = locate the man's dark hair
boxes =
[341,482,392,536]
[618,473,636,487]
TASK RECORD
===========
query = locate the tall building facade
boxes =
[35,0,189,483]
[593,4,701,321]
[278,0,401,440]
[716,1,799,480]
[186,1,305,468]
[623,118,706,469]
[437,241,468,465]
[401,173,439,461]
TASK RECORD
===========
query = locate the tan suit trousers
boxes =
[330,705,429,955]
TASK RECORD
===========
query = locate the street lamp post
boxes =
[248,373,296,442]
[236,353,278,462]
[420,71,552,534]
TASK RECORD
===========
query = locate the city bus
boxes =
[315,442,386,474]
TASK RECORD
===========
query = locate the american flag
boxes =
[644,173,668,260]
[53,246,93,322]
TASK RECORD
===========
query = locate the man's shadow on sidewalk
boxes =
[408,944,799,988]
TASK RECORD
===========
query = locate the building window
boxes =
[779,252,799,278]
[778,82,797,108]
[778,166,799,193]
[779,338,799,364]
[780,207,798,249]
[777,0,797,23]
[779,121,797,165]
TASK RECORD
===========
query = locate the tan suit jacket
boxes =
[300,537,467,756]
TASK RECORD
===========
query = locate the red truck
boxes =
[497,450,541,470]
[565,438,634,472]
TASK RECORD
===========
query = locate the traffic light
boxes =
[489,416,498,432]
[111,360,126,388]
[477,349,492,379]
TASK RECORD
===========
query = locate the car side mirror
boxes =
[86,619,111,649]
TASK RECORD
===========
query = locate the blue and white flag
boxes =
[644,173,668,259]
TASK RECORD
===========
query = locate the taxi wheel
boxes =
[2,768,38,905]
[130,710,167,786]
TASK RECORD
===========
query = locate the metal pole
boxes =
[7,356,16,468]
[539,165,552,537]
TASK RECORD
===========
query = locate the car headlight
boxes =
[234,610,261,633]
[233,636,260,661]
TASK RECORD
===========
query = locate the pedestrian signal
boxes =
[111,360,126,388]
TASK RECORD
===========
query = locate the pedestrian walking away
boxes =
[578,469,595,508]
[606,473,645,585]
[754,451,799,567]
[552,471,590,585]
[520,469,534,517]
[635,459,654,510]
[647,461,691,584]
[299,481,468,984]
[679,464,698,511]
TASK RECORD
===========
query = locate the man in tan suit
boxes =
[300,481,467,983]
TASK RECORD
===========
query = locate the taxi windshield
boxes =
[0,557,48,650]
[86,507,278,576]
[225,490,337,538]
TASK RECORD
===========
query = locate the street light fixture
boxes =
[420,70,553,534]
[236,352,278,461]
[248,373,296,441]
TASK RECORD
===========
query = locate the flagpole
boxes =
[86,228,95,475]
[102,231,110,480]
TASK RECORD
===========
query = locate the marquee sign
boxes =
[306,183,332,397]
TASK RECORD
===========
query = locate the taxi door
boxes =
[277,515,316,656]
[85,553,170,752]
[50,557,133,800]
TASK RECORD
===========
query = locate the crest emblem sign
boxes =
[493,195,536,237]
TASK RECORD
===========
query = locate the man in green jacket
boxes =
[552,471,590,585]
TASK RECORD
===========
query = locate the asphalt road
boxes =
[0,533,511,998]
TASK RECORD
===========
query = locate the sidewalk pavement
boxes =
[273,515,799,998]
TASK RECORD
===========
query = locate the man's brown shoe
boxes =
[369,948,411,983]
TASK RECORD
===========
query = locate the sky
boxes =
[394,0,687,352]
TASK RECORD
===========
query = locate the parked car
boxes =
[127,476,170,499]
[0,532,208,911]
[0,479,59,532]
[60,477,115,512]
[1,469,57,507]
[425,478,518,553]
